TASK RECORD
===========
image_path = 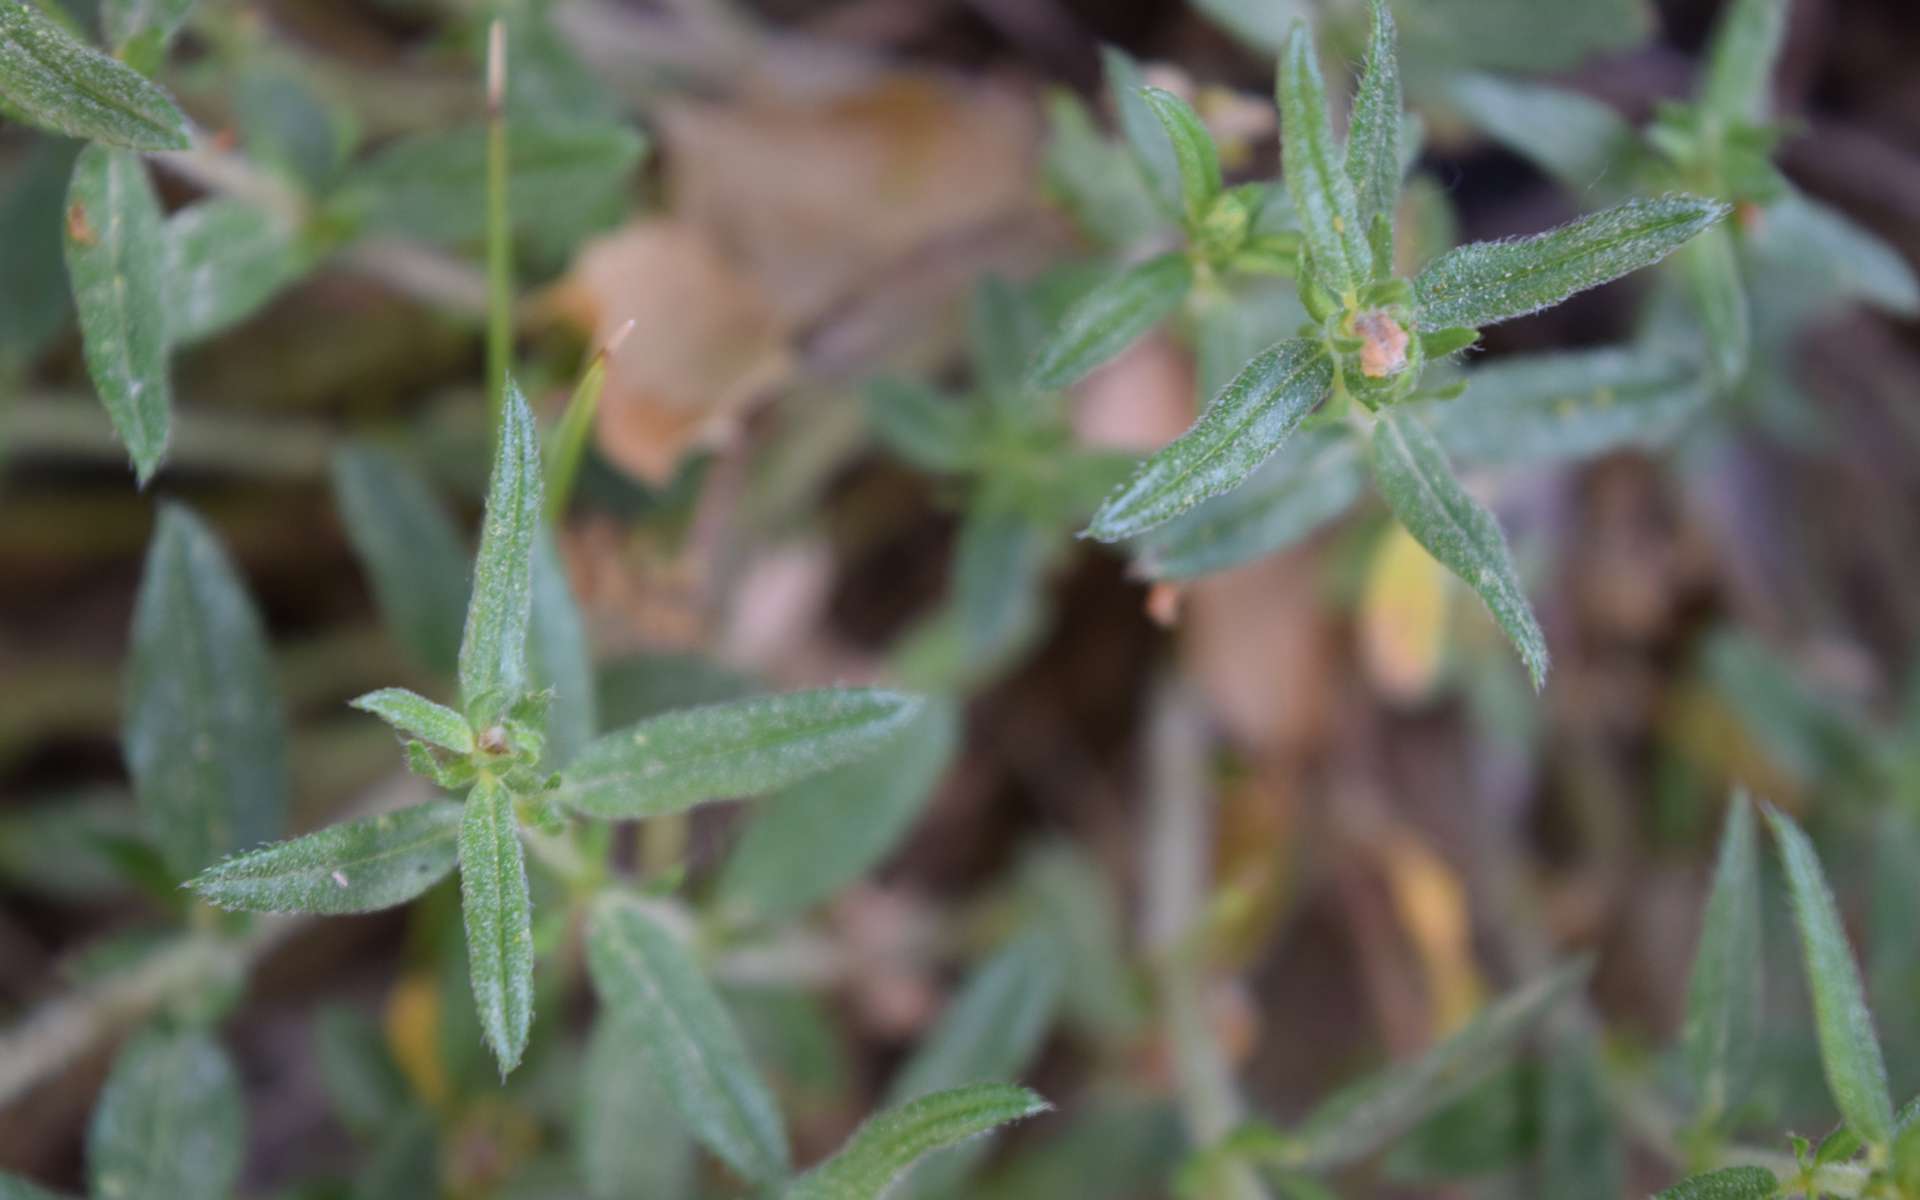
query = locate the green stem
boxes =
[485,18,513,438]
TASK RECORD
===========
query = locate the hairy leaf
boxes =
[578,1012,695,1200]
[1766,805,1894,1148]
[553,689,924,820]
[1086,338,1332,542]
[460,776,534,1076]
[102,0,193,56]
[1446,74,1636,195]
[718,697,958,921]
[1755,190,1920,316]
[1684,793,1762,1127]
[1427,345,1707,467]
[1344,0,1402,238]
[331,444,470,677]
[1700,0,1788,127]
[789,1085,1050,1200]
[1653,1167,1778,1200]
[163,197,304,345]
[1139,85,1221,225]
[1027,253,1193,392]
[1278,21,1367,294]
[64,145,172,484]
[88,1029,243,1200]
[459,379,544,716]
[1101,46,1182,221]
[125,504,287,879]
[586,897,790,1183]
[1370,409,1549,688]
[190,800,463,914]
[1415,195,1728,330]
[351,688,473,754]
[0,1,188,149]
[1133,423,1363,579]
[1681,222,1749,386]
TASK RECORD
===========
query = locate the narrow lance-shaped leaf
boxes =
[460,775,535,1076]
[1133,425,1365,580]
[586,897,791,1183]
[331,444,470,677]
[1754,189,1920,316]
[64,145,172,484]
[0,0,188,149]
[88,1028,244,1200]
[1445,74,1638,197]
[189,800,464,914]
[1027,253,1193,392]
[1344,0,1402,238]
[1700,0,1789,127]
[1765,804,1895,1148]
[1369,409,1549,689]
[867,376,977,474]
[1086,337,1333,542]
[1681,222,1750,388]
[163,197,304,345]
[459,378,544,716]
[552,689,924,820]
[1540,1031,1622,1200]
[954,504,1054,667]
[788,1085,1051,1200]
[969,275,1044,404]
[1278,21,1367,295]
[351,688,474,754]
[102,0,194,57]
[1101,46,1183,221]
[1683,792,1762,1127]
[1415,195,1729,331]
[1653,1167,1779,1200]
[124,504,288,879]
[1139,86,1221,225]
[528,527,596,771]
[578,1012,695,1200]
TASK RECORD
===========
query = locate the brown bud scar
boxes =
[66,203,95,246]
[1354,309,1410,379]
[478,725,510,754]
[1146,581,1184,627]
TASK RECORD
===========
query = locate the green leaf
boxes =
[954,505,1054,669]
[1540,1032,1621,1200]
[0,139,78,371]
[528,528,596,770]
[351,688,474,753]
[1344,0,1402,239]
[1427,345,1707,467]
[101,0,192,66]
[1101,46,1182,222]
[0,0,188,149]
[0,787,141,900]
[717,697,958,921]
[1700,0,1788,127]
[788,1084,1051,1200]
[338,120,646,247]
[1753,189,1920,316]
[552,688,925,820]
[1415,195,1729,331]
[1446,74,1637,195]
[1407,0,1650,74]
[63,144,171,484]
[1018,844,1147,1042]
[969,275,1045,404]
[1652,1166,1778,1200]
[578,1012,695,1200]
[1369,409,1549,689]
[1138,86,1221,226]
[124,504,288,879]
[88,1028,244,1200]
[586,897,791,1183]
[0,1173,78,1200]
[459,378,544,716]
[1764,804,1894,1149]
[974,1098,1186,1200]
[1086,338,1333,542]
[1027,253,1193,392]
[1684,793,1762,1127]
[163,197,304,345]
[314,1006,413,1137]
[595,653,755,728]
[1039,88,1163,249]
[460,775,535,1077]
[331,444,470,677]
[1278,959,1590,1170]
[1133,424,1365,579]
[1278,21,1367,295]
[867,376,976,474]
[1190,0,1308,54]
[1383,1063,1538,1183]
[190,800,462,914]
[1680,222,1749,387]
[352,1111,438,1200]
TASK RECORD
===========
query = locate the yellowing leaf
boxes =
[1360,524,1454,704]
[1378,831,1482,1035]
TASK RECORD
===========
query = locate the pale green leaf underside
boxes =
[163,197,304,345]
[88,1028,243,1200]
[190,800,463,914]
[352,687,474,753]
[460,776,535,1076]
[124,504,287,880]
[459,378,544,715]
[552,688,925,820]
[1766,805,1895,1148]
[1369,409,1549,689]
[586,897,791,1183]
[577,1012,695,1200]
[1415,195,1729,331]
[1027,253,1193,392]
[1086,338,1332,543]
[0,1,188,150]
[1683,793,1761,1127]
[787,1084,1050,1200]
[64,144,172,484]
